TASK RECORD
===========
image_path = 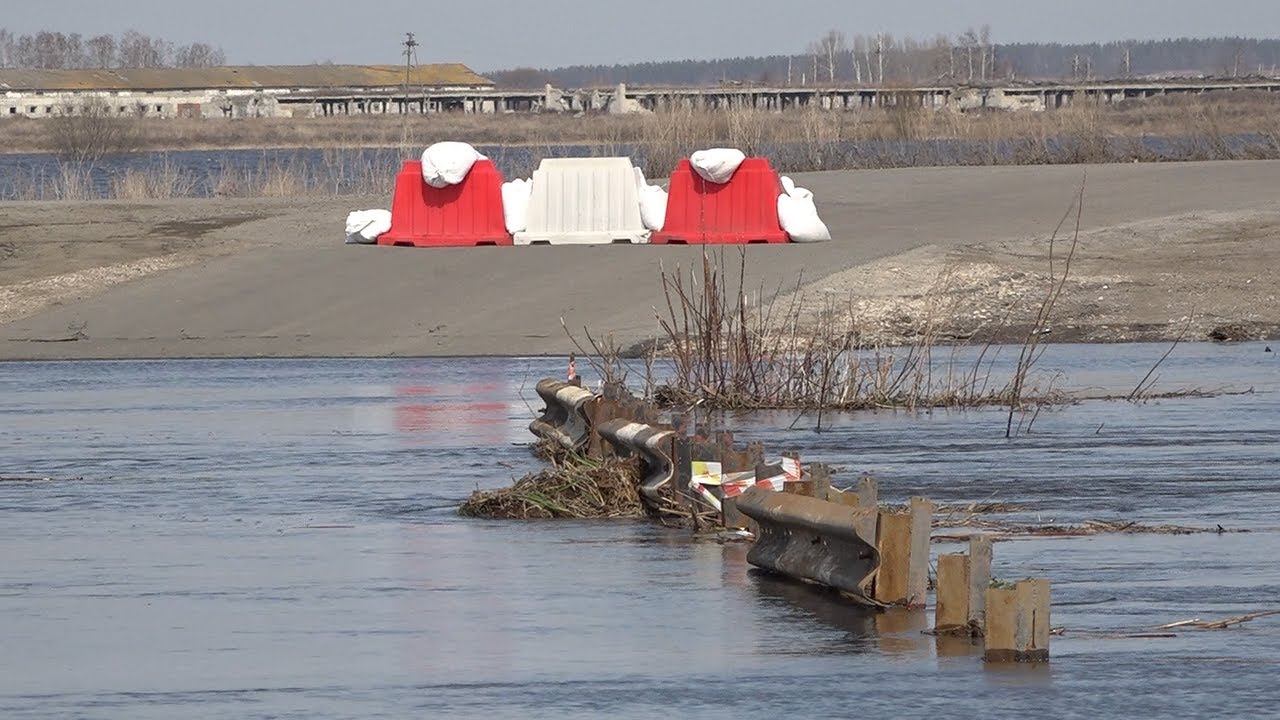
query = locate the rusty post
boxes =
[935,553,970,631]
[968,536,994,634]
[984,579,1051,663]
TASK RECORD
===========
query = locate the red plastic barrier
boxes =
[379,160,513,247]
[651,158,790,244]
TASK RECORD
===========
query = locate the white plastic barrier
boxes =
[344,209,392,244]
[514,158,650,245]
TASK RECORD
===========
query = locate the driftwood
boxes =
[1158,610,1280,630]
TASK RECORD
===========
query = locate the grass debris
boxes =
[459,452,646,520]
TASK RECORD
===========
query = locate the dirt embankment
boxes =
[790,210,1280,346]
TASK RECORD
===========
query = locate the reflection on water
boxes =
[0,347,1278,719]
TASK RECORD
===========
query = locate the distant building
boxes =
[0,64,496,119]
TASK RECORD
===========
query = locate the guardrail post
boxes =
[907,497,935,608]
[809,464,832,500]
[853,478,879,544]
[968,536,994,634]
[873,511,911,605]
[984,578,1051,663]
[935,553,970,632]
[856,476,878,510]
[873,496,934,607]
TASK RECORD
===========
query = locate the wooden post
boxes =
[934,553,970,631]
[907,497,935,608]
[984,578,1051,663]
[873,512,912,604]
[968,536,993,634]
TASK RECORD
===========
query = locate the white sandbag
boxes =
[690,148,746,184]
[633,167,668,231]
[501,178,533,234]
[777,187,831,243]
[420,141,486,188]
[344,209,391,244]
[780,175,797,196]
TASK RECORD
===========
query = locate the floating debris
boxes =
[460,453,645,520]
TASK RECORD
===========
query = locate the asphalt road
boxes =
[2,160,1278,359]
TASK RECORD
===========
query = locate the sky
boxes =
[8,0,1280,71]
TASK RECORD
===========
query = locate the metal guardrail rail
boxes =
[736,486,881,599]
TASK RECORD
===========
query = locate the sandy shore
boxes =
[1,160,1278,360]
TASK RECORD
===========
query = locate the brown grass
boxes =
[458,452,646,520]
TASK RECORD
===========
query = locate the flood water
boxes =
[1,344,1278,718]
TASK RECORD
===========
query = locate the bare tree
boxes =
[979,25,991,81]
[932,34,953,81]
[809,29,847,83]
[174,42,225,68]
[0,28,12,68]
[960,28,979,81]
[85,34,117,68]
[851,35,867,84]
[877,33,891,83]
[118,29,172,68]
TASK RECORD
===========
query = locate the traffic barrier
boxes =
[651,158,790,245]
[528,379,596,450]
[597,419,675,504]
[736,487,881,598]
[515,158,650,245]
[379,160,513,247]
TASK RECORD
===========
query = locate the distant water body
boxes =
[1,133,1274,200]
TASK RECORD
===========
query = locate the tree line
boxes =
[0,28,226,69]
[490,35,1280,88]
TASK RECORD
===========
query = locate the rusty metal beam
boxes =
[737,487,881,599]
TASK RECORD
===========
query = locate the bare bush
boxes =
[45,99,142,164]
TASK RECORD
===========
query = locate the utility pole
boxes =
[402,32,419,114]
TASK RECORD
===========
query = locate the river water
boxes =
[1,344,1277,719]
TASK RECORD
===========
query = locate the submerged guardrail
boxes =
[597,419,675,504]
[528,379,596,449]
[736,486,881,599]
